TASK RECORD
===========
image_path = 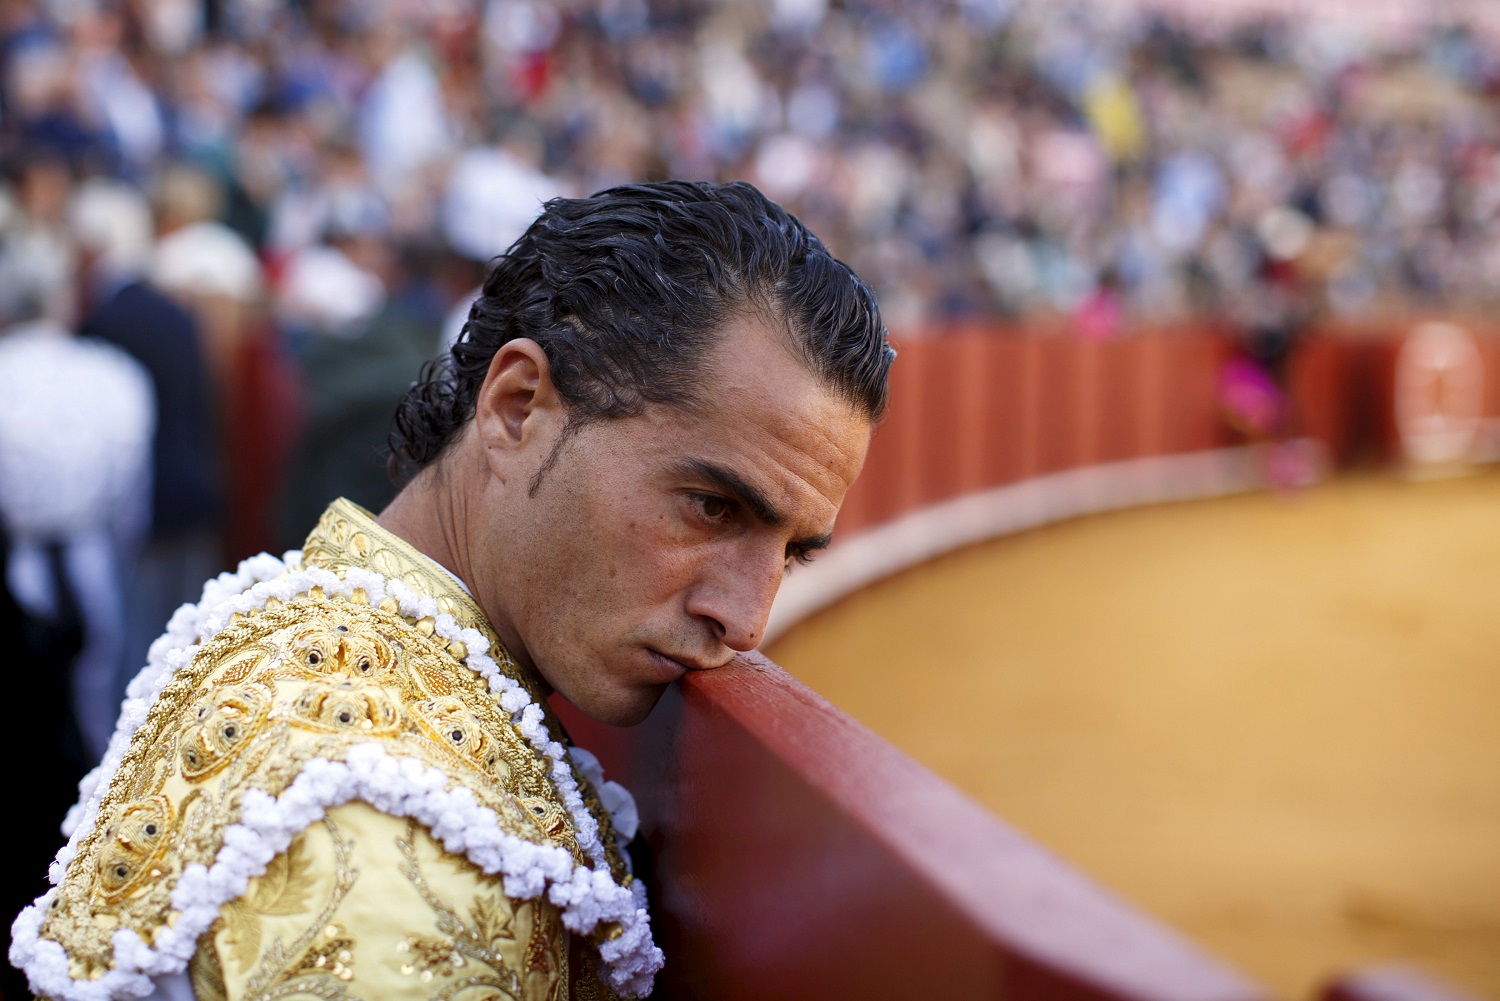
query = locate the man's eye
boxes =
[693,494,731,522]
[785,547,818,571]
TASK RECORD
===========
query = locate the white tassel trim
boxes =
[12,744,662,1000]
[21,552,658,999]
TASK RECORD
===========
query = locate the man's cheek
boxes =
[609,533,688,592]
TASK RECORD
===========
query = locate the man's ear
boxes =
[472,339,564,484]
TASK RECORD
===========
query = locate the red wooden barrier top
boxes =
[558,658,1263,1001]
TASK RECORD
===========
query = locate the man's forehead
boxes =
[679,382,869,493]
[627,312,873,513]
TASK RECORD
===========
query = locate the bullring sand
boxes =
[769,473,1500,1000]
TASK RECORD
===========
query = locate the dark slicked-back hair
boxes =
[388,180,894,484]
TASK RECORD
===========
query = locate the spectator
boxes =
[0,234,155,762]
[71,178,224,707]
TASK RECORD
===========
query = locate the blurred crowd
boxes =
[2,0,1500,766]
[6,0,1500,332]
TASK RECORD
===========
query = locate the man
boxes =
[12,180,893,1000]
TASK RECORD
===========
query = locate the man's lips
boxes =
[646,649,701,681]
[645,649,688,681]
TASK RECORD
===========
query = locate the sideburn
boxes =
[527,418,586,498]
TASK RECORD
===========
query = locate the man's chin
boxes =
[584,683,671,728]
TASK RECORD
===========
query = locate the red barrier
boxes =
[850,324,1500,536]
[558,660,1263,1001]
[843,330,1241,538]
[982,336,1027,486]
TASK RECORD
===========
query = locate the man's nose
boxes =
[686,555,783,654]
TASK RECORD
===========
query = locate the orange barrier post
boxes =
[1133,333,1171,459]
[1034,336,1083,475]
[1095,337,1144,464]
[981,335,1027,490]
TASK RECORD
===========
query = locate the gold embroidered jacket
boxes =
[18,500,645,1001]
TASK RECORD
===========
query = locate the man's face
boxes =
[478,315,872,726]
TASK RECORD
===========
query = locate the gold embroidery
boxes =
[39,594,569,980]
[303,500,632,883]
[284,624,395,682]
[189,936,229,1001]
[519,797,573,847]
[220,647,270,684]
[522,904,553,979]
[395,819,534,1000]
[412,696,510,780]
[180,683,274,781]
[36,499,626,988]
[301,501,509,673]
[291,682,402,736]
[221,831,319,973]
[241,817,359,1000]
[250,977,361,1001]
[570,943,620,1001]
[289,922,356,982]
[95,795,174,901]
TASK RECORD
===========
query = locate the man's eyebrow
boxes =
[676,459,784,526]
[675,459,840,552]
[675,459,837,554]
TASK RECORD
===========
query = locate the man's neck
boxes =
[374,464,537,682]
[376,466,470,594]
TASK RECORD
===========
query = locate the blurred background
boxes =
[1,0,1497,999]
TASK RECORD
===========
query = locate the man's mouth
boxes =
[646,649,691,681]
[651,646,733,678]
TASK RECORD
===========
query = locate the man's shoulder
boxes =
[152,580,580,845]
[14,565,658,999]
